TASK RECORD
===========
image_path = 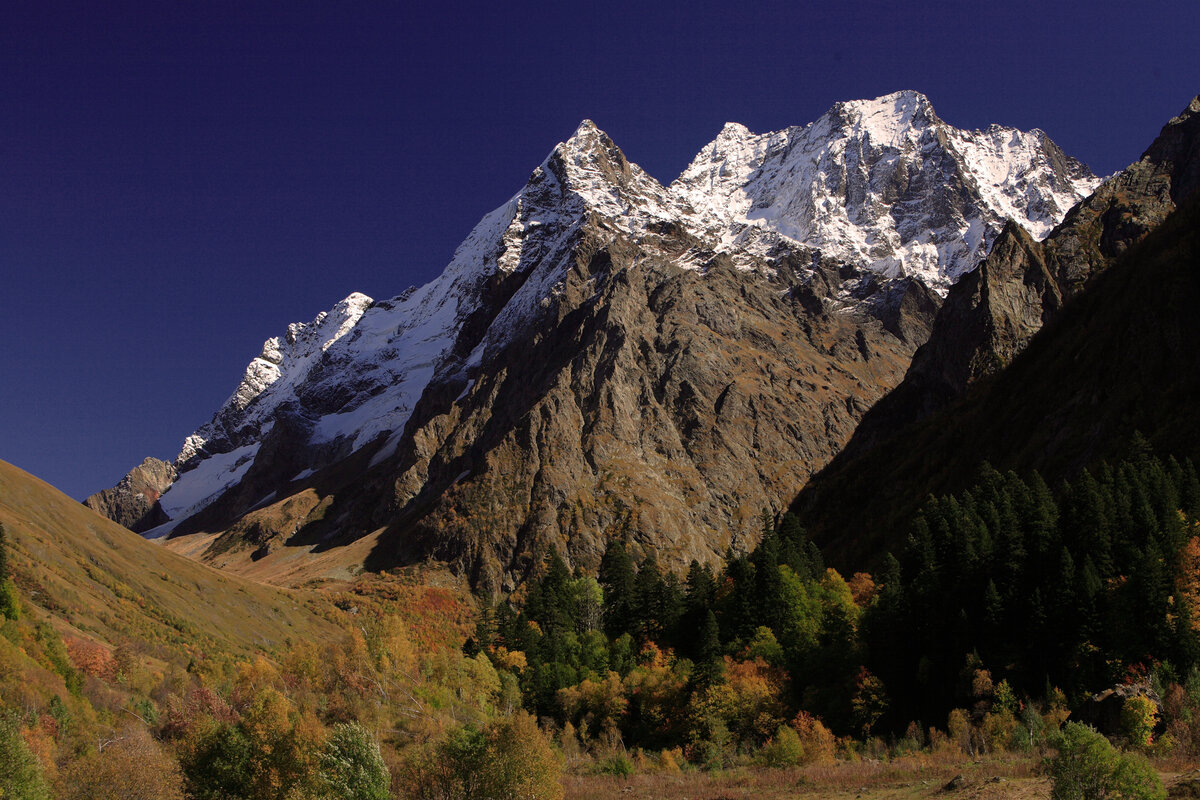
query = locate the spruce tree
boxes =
[680,560,716,659]
[632,554,664,640]
[720,555,758,644]
[1181,459,1200,517]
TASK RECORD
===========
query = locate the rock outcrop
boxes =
[83,457,176,533]
[793,170,1200,568]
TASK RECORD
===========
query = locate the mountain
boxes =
[90,92,1097,589]
[832,95,1200,461]
[793,96,1200,567]
[672,91,1096,288]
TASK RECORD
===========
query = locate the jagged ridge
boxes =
[90,93,1099,585]
[794,95,1200,563]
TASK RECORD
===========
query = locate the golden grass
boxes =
[563,754,1046,800]
[0,459,342,663]
[563,750,1200,800]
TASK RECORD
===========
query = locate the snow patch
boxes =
[160,442,260,519]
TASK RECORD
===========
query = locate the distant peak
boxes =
[880,89,932,107]
[816,90,942,148]
[334,291,374,311]
[830,90,936,121]
[554,118,614,155]
[550,118,629,175]
[561,119,609,151]
[717,121,752,139]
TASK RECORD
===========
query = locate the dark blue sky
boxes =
[2,0,1197,500]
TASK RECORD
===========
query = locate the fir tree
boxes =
[1181,459,1200,517]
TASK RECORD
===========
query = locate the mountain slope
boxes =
[836,96,1200,460]
[90,93,1098,587]
[0,458,339,658]
[793,189,1200,568]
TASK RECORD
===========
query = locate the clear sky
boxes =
[2,0,1198,500]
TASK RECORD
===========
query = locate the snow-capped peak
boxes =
[671,91,1100,287]
[150,95,1100,528]
[828,90,938,148]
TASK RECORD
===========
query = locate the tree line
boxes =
[467,441,1200,763]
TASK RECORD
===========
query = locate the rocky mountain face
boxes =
[671,91,1096,288]
[794,189,1200,569]
[90,92,1098,588]
[83,457,176,533]
[793,96,1200,565]
[834,96,1200,460]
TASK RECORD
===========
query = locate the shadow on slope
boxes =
[793,194,1200,569]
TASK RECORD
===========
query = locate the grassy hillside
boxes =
[0,458,341,662]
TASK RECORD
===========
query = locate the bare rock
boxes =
[83,457,176,533]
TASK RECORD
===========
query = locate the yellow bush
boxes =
[983,710,1018,753]
[763,724,804,767]
[948,708,972,755]
[1122,695,1159,749]
[58,727,183,800]
[790,711,835,764]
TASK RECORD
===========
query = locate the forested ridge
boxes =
[464,443,1200,766]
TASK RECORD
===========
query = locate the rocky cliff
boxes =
[83,457,176,533]
[794,96,1200,563]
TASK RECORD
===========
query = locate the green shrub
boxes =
[1121,695,1158,749]
[0,578,19,622]
[0,523,20,622]
[596,752,635,776]
[406,711,562,800]
[762,724,804,767]
[317,722,390,800]
[178,722,254,800]
[0,715,51,800]
[1047,722,1164,800]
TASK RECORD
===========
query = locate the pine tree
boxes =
[599,538,636,638]
[720,555,758,644]
[694,610,724,688]
[982,579,1004,628]
[632,553,665,641]
[1063,470,1114,577]
[680,560,716,659]
[751,531,786,631]
[1027,471,1060,560]
[1180,459,1200,517]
